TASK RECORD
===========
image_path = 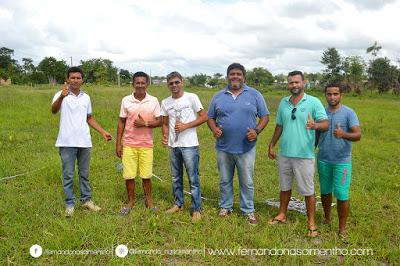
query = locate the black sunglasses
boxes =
[291,108,297,120]
[168,80,181,86]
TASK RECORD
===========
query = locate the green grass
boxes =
[0,85,399,265]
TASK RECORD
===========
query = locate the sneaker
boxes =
[247,212,257,225]
[218,208,231,217]
[191,211,202,222]
[166,205,183,214]
[65,206,74,217]
[82,200,101,212]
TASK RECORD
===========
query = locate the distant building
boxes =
[0,78,11,86]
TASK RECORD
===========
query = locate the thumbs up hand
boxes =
[213,125,223,138]
[306,112,316,130]
[134,113,147,127]
[333,122,345,138]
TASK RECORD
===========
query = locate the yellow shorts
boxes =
[122,146,153,179]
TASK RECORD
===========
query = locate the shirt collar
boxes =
[284,92,308,105]
[130,93,149,103]
[224,84,249,94]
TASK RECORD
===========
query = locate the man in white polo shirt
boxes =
[51,66,112,217]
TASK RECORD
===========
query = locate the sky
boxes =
[0,0,399,76]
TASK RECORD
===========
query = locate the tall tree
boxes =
[80,58,118,84]
[38,57,68,84]
[246,67,274,87]
[0,47,18,80]
[321,47,343,85]
[342,56,366,94]
[368,57,398,93]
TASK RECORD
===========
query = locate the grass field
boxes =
[0,84,399,265]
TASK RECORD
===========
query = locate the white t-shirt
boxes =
[52,90,92,147]
[161,92,203,147]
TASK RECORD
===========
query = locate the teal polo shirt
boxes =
[276,93,327,158]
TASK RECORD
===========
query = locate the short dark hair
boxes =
[325,83,344,93]
[166,71,183,82]
[288,70,304,80]
[132,71,149,84]
[67,66,84,78]
[227,63,246,77]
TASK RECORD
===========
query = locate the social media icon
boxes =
[30,244,43,258]
[115,244,128,258]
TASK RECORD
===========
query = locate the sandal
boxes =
[120,207,132,216]
[268,218,286,225]
[307,228,318,237]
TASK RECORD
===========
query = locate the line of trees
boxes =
[320,42,400,94]
[1,44,399,94]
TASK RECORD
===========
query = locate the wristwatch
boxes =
[254,128,261,135]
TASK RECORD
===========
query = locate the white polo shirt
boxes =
[52,90,92,147]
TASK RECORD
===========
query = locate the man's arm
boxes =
[207,118,222,138]
[162,116,169,146]
[175,109,207,133]
[334,124,361,141]
[116,117,126,158]
[51,85,69,114]
[87,115,112,141]
[268,124,283,159]
[306,113,329,132]
[247,115,270,141]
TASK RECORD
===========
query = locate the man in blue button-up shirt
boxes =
[207,63,269,225]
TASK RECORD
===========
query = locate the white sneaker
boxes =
[82,200,101,212]
[65,206,74,217]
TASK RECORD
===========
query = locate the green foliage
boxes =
[342,56,366,94]
[246,67,274,88]
[38,57,68,85]
[0,47,19,81]
[119,69,132,85]
[368,57,399,93]
[188,73,208,87]
[321,47,343,85]
[80,58,118,84]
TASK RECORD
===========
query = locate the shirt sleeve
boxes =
[87,96,92,115]
[160,100,168,116]
[255,92,269,117]
[52,91,62,104]
[314,99,328,121]
[119,98,127,118]
[348,109,360,128]
[190,93,204,113]
[207,95,217,119]
[275,100,283,126]
[153,98,161,118]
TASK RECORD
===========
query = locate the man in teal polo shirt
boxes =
[268,70,328,237]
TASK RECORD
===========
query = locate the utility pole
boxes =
[117,68,121,87]
[70,56,73,66]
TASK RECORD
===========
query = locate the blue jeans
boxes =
[59,147,92,207]
[217,146,256,214]
[168,146,202,211]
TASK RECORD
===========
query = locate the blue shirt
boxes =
[317,105,359,163]
[276,93,327,158]
[208,85,269,154]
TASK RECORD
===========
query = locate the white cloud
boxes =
[1,0,399,75]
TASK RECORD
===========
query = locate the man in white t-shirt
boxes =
[161,71,207,222]
[51,67,112,217]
